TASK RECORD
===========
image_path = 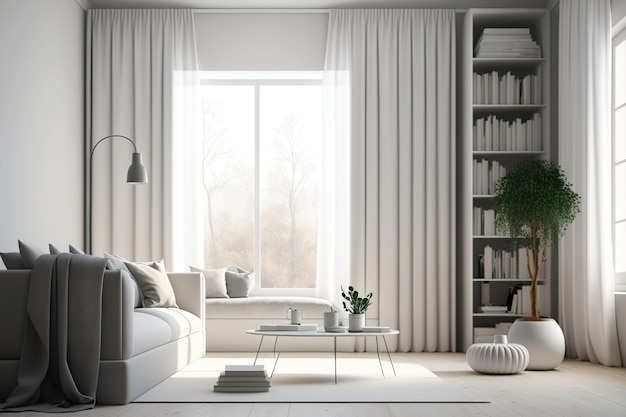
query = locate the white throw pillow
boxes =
[125,261,178,308]
[189,266,229,298]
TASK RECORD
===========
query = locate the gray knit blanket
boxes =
[1,253,107,412]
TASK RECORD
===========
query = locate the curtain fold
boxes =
[86,9,203,270]
[322,9,456,352]
[558,0,622,366]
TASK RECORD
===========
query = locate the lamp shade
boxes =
[127,152,148,184]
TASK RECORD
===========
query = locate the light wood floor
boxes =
[7,352,626,417]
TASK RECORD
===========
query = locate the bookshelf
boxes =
[460,9,553,348]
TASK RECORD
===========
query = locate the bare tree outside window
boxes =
[200,85,255,271]
[261,115,318,288]
[199,77,321,291]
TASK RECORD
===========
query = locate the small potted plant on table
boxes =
[493,159,581,370]
[341,285,373,332]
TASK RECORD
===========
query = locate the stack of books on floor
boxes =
[474,28,541,58]
[214,365,271,392]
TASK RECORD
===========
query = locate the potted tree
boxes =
[493,159,581,369]
[341,286,373,332]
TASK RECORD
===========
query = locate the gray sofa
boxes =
[0,269,205,405]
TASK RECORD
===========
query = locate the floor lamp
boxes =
[86,135,148,254]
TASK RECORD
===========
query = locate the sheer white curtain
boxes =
[558,0,622,366]
[86,9,203,270]
[321,9,456,352]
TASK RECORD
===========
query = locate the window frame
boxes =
[198,71,323,296]
[613,27,626,292]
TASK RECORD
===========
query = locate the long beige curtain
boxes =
[86,9,203,269]
[322,9,457,352]
[558,0,622,366]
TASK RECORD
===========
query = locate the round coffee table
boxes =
[246,328,400,384]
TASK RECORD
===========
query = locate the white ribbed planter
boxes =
[466,335,529,374]
[507,318,565,370]
[348,313,365,332]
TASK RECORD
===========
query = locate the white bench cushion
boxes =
[205,296,334,319]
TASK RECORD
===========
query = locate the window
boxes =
[199,71,322,295]
[614,29,626,292]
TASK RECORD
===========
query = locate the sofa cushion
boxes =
[205,296,334,319]
[133,308,202,356]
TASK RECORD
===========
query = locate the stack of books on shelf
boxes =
[473,159,506,195]
[474,322,513,343]
[214,365,271,392]
[506,284,544,315]
[478,244,541,279]
[473,71,541,105]
[474,28,541,58]
[473,207,497,236]
[258,323,318,331]
[473,114,542,152]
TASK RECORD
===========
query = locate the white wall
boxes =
[194,13,328,70]
[0,0,85,257]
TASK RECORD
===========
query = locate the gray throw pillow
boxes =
[18,240,46,268]
[104,252,143,308]
[125,261,178,308]
[49,244,62,254]
[69,244,85,254]
[0,252,26,269]
[189,266,229,298]
[225,267,255,298]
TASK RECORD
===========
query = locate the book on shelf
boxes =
[258,323,318,331]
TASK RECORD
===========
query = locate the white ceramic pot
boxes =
[507,318,565,370]
[348,313,365,332]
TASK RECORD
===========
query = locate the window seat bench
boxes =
[204,296,336,351]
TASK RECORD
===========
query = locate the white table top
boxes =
[246,329,399,337]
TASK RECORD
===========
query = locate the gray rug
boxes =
[133,355,487,403]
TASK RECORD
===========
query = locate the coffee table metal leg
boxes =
[375,336,385,377]
[334,336,337,384]
[270,351,280,378]
[382,335,397,376]
[253,335,265,365]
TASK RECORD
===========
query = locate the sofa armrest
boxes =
[168,272,205,322]
[0,270,31,359]
[101,270,135,360]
